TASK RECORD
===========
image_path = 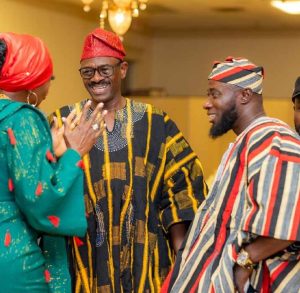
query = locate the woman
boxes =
[0,32,105,292]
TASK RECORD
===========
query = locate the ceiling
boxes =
[14,0,300,36]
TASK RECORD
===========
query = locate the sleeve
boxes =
[159,115,208,233]
[243,131,300,242]
[6,108,87,237]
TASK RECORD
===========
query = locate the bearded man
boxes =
[162,57,300,293]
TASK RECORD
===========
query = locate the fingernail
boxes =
[103,110,108,115]
[62,117,66,122]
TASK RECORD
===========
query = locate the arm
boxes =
[234,129,300,292]
[7,108,86,236]
[169,222,189,254]
[159,116,208,253]
[234,237,293,292]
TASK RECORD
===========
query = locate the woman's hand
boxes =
[63,101,107,157]
[51,116,67,157]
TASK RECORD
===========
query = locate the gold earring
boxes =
[26,91,38,107]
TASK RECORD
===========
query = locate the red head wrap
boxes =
[0,32,53,92]
[81,28,126,61]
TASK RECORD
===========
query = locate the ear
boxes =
[120,61,128,79]
[239,88,253,104]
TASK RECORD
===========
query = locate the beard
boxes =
[209,104,238,139]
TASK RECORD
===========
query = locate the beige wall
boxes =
[1,1,296,180]
[151,34,300,99]
[135,96,294,180]
[1,0,152,113]
[3,1,299,105]
[2,0,95,112]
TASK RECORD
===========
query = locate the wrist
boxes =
[236,248,257,270]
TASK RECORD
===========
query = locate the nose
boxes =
[203,100,212,110]
[90,69,104,82]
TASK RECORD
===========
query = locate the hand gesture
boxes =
[51,116,67,157]
[63,101,107,156]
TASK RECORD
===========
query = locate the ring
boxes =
[92,123,99,130]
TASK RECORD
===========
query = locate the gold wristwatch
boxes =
[236,248,256,270]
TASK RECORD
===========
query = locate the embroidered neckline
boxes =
[70,99,147,152]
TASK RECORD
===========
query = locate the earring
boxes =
[26,91,38,107]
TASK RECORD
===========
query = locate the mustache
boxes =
[89,79,111,87]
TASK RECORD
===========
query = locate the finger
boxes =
[88,102,104,125]
[63,111,75,132]
[51,116,58,130]
[94,109,107,127]
[65,109,76,125]
[94,122,106,138]
[79,100,92,124]
[73,112,82,126]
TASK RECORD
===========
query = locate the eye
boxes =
[208,89,220,99]
[100,66,112,76]
[80,68,94,77]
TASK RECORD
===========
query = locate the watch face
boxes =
[237,252,248,265]
[237,250,248,265]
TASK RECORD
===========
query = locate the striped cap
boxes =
[208,56,264,94]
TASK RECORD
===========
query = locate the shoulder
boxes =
[130,99,165,117]
[246,117,300,150]
[12,106,49,133]
[1,101,47,127]
[248,117,296,138]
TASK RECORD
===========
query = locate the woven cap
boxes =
[208,56,264,94]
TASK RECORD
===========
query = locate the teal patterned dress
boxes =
[0,99,87,292]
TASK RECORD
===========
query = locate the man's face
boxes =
[204,80,239,138]
[79,56,128,105]
[294,97,300,135]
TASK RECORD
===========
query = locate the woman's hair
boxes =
[0,39,7,70]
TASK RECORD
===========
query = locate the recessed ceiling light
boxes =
[271,0,300,15]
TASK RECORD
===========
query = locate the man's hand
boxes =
[234,236,294,292]
[234,265,252,293]
[169,222,189,254]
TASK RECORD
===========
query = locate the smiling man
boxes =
[52,28,207,292]
[162,57,300,293]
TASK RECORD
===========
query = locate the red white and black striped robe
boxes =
[163,117,300,293]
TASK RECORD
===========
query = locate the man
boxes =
[292,77,300,135]
[52,28,207,292]
[162,57,300,293]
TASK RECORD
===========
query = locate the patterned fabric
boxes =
[208,57,264,94]
[163,117,300,293]
[0,99,87,293]
[81,28,126,61]
[52,98,207,293]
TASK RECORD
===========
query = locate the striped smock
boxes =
[164,116,300,293]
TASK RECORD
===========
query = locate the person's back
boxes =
[0,32,106,293]
[0,102,51,291]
